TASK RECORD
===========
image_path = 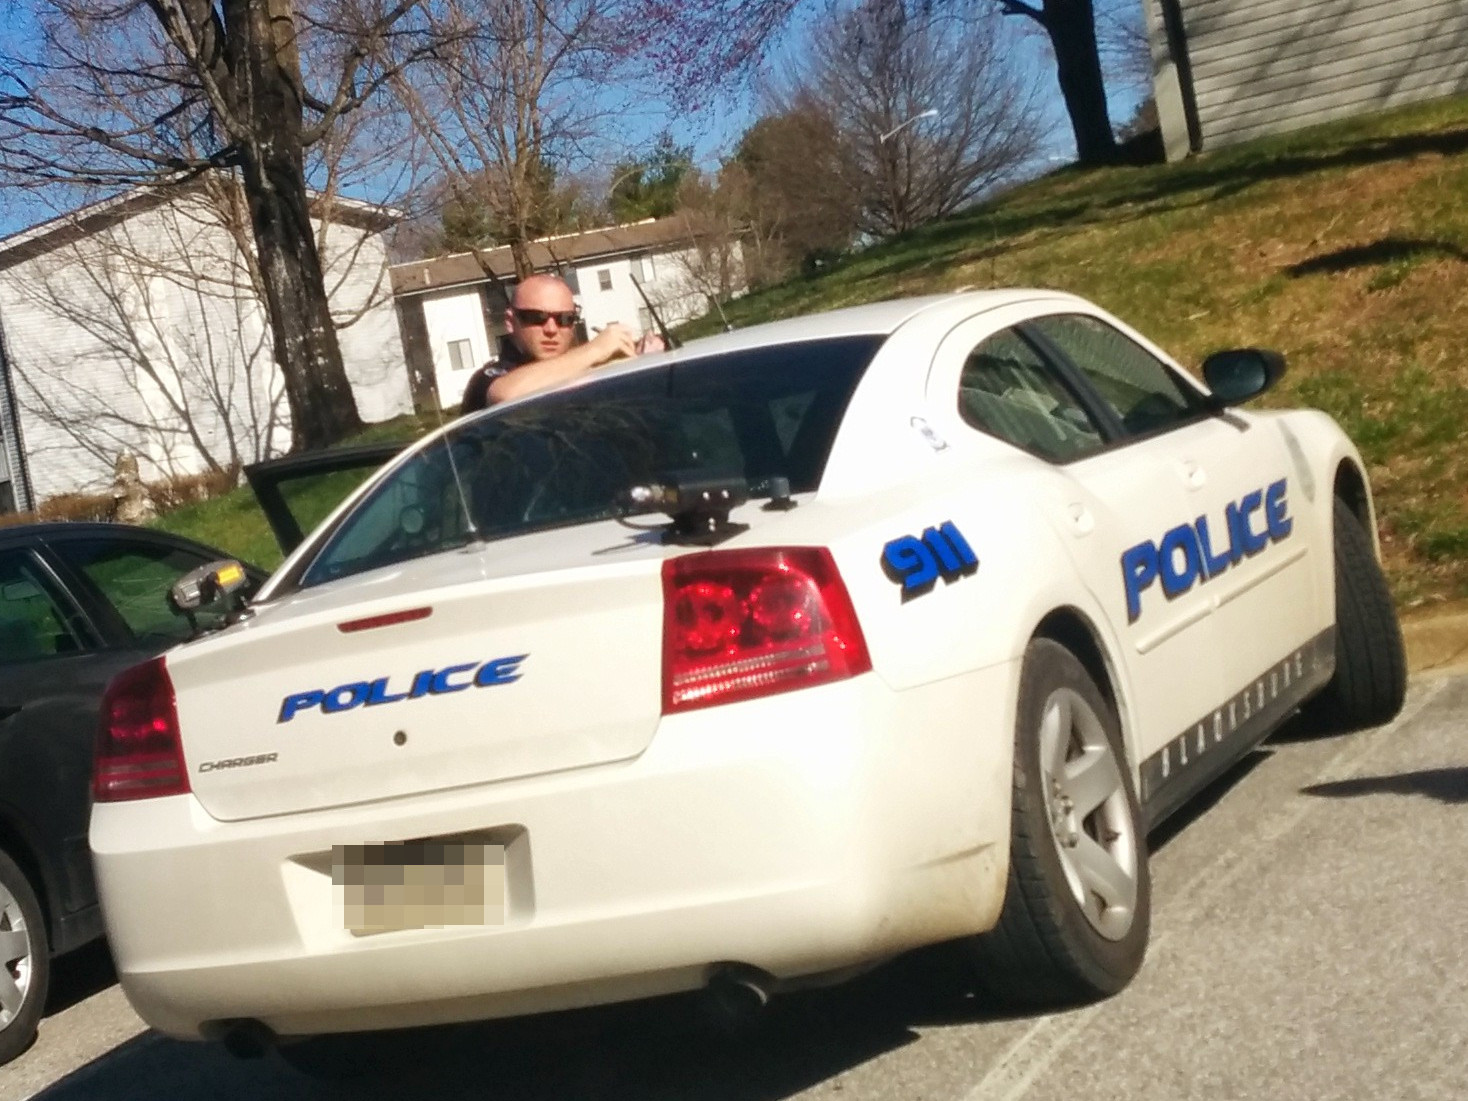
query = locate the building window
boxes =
[447,339,473,373]
[598,269,612,291]
[638,307,653,335]
[638,254,656,282]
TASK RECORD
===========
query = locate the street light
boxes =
[879,109,938,144]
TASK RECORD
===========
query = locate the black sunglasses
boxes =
[513,307,580,328]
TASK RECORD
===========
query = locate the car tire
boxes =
[966,639,1151,1007]
[0,849,49,1066]
[1304,501,1407,733]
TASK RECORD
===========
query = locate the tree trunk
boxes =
[230,0,364,452]
[1042,0,1116,164]
[243,152,364,450]
[510,236,535,279]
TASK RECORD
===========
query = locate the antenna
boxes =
[628,271,681,349]
[425,357,479,540]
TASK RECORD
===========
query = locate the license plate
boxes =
[333,840,506,936]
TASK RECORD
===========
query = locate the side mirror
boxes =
[170,559,250,613]
[1201,348,1286,407]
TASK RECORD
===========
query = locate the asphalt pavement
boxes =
[5,648,1467,1101]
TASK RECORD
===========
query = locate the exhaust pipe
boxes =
[216,1018,277,1060]
[702,965,774,1033]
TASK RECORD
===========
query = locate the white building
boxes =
[0,179,412,510]
[390,217,744,411]
[1145,0,1468,160]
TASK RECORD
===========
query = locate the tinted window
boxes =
[1028,314,1204,436]
[958,328,1105,461]
[0,550,90,662]
[53,538,236,644]
[300,336,883,588]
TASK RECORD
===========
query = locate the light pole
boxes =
[879,108,938,144]
[877,109,937,234]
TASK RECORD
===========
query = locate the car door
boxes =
[1025,313,1320,706]
[0,546,146,950]
[930,308,1221,773]
[0,531,261,948]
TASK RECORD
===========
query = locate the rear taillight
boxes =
[661,547,871,713]
[93,657,191,802]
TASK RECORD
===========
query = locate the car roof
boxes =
[657,290,1030,358]
[0,521,150,541]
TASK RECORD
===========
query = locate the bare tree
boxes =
[0,0,443,450]
[776,0,1043,236]
[631,0,1124,164]
[729,99,865,276]
[383,0,628,277]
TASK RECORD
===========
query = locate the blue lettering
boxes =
[1158,524,1202,598]
[938,522,979,567]
[883,535,938,591]
[278,690,323,723]
[365,676,409,706]
[1229,490,1269,557]
[1121,542,1159,624]
[322,682,369,713]
[409,670,436,698]
[475,655,527,687]
[923,526,964,573]
[1265,479,1292,541]
[1194,515,1232,578]
[431,663,477,694]
[1123,476,1294,622]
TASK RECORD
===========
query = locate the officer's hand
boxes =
[636,332,666,355]
[588,323,637,364]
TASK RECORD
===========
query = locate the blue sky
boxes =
[0,0,1152,240]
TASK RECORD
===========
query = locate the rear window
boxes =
[297,335,883,589]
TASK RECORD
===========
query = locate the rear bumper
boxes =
[92,663,1018,1040]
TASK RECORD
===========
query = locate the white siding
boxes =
[320,220,412,423]
[572,245,735,339]
[1149,0,1468,156]
[420,288,496,410]
[0,190,410,502]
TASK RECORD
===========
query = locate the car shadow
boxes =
[28,946,1052,1101]
[1302,766,1468,805]
[45,938,119,1016]
[1147,747,1274,855]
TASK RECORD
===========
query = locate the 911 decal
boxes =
[278,655,527,723]
[882,521,979,595]
[1122,478,1293,623]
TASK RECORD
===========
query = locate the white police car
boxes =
[89,290,1404,1060]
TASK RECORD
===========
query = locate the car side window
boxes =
[0,549,91,663]
[51,538,233,645]
[1026,314,1206,436]
[957,327,1106,462]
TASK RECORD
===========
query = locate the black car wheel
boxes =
[0,849,49,1066]
[1304,500,1407,733]
[967,638,1151,1007]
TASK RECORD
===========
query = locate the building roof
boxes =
[0,176,398,272]
[389,217,698,297]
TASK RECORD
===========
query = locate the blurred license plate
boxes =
[333,841,506,936]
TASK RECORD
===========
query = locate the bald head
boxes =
[506,275,578,361]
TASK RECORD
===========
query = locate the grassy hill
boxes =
[163,95,1468,610]
[682,95,1468,612]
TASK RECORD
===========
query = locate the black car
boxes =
[0,522,263,1064]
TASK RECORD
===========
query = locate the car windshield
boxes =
[296,335,884,589]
